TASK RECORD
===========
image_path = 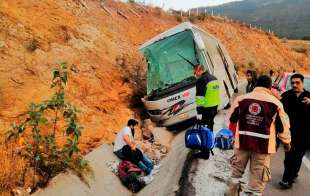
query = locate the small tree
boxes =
[6,62,92,188]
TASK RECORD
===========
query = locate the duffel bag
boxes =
[185,124,215,150]
[201,126,216,150]
[185,127,202,149]
[215,128,234,150]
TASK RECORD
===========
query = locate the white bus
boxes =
[139,22,238,126]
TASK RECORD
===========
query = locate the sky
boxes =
[133,0,242,10]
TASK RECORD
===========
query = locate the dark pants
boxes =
[197,106,218,159]
[116,145,154,175]
[198,106,218,131]
[122,145,144,165]
[282,133,310,183]
[114,149,125,160]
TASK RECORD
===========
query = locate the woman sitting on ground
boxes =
[113,119,160,175]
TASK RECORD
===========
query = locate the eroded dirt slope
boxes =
[1,0,309,147]
[0,0,309,192]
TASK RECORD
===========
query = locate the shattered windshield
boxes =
[141,30,199,95]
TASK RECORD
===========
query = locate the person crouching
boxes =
[113,119,160,175]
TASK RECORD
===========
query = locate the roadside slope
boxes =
[34,132,189,196]
[1,0,309,192]
[1,0,308,147]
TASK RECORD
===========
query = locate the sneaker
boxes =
[153,164,161,170]
[240,190,263,196]
[279,181,292,189]
[225,181,241,196]
[239,191,250,196]
[140,175,154,185]
[150,168,160,176]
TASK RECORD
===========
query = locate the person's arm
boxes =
[276,106,291,151]
[229,123,237,136]
[123,134,136,150]
[228,97,240,136]
[280,92,289,112]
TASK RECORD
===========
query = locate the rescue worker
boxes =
[246,70,258,93]
[193,64,221,159]
[227,75,291,195]
[279,73,310,189]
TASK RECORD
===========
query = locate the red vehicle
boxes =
[272,72,310,94]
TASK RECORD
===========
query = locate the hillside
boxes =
[198,0,310,39]
[285,40,310,55]
[0,0,310,192]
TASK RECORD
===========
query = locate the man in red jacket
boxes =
[227,75,291,195]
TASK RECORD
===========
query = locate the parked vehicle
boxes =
[139,22,239,126]
[272,72,310,94]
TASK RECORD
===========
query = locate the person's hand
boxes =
[131,144,136,151]
[197,114,202,120]
[302,97,310,105]
[284,143,291,152]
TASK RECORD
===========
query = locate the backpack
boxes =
[215,128,234,150]
[118,161,145,193]
[185,123,215,151]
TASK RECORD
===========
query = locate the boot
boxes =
[225,180,241,196]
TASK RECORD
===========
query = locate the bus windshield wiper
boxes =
[177,53,196,67]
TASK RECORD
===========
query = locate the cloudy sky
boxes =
[133,0,242,10]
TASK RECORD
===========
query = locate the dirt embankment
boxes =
[0,0,309,193]
[196,19,310,75]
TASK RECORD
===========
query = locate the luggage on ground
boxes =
[185,123,215,151]
[118,160,145,193]
[215,128,234,150]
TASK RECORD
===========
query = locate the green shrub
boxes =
[6,62,92,188]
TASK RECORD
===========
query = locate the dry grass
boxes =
[0,139,28,194]
[1,0,310,193]
[285,40,310,55]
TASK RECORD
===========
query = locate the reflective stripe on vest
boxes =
[239,131,270,139]
[196,80,221,108]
